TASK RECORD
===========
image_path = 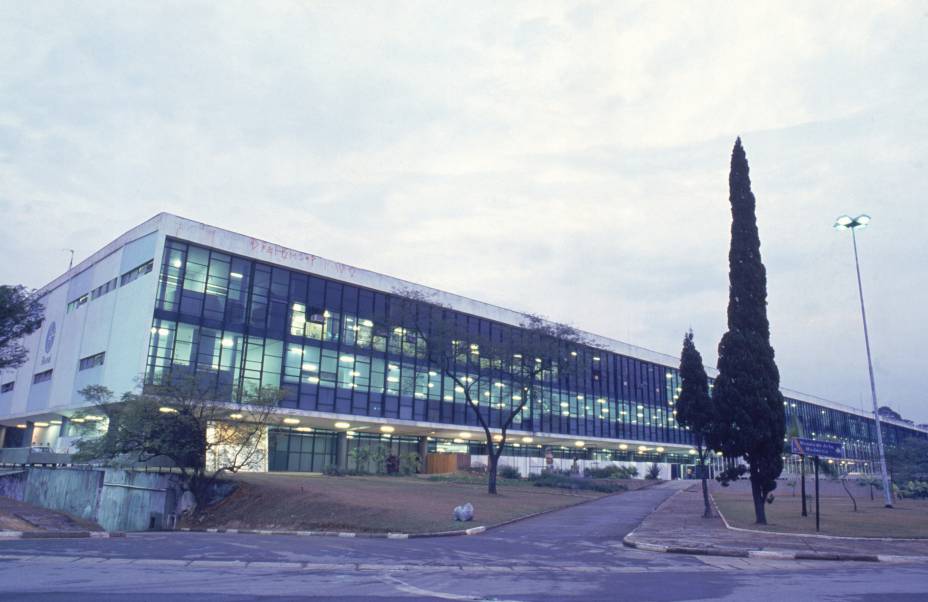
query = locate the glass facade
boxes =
[146,237,926,468]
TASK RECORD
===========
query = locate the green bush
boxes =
[645,463,661,480]
[397,452,419,475]
[529,473,627,493]
[583,465,638,479]
[499,465,521,480]
[897,480,928,499]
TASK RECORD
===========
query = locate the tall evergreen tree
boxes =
[711,138,786,525]
[675,330,714,518]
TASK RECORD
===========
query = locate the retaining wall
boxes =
[0,467,185,531]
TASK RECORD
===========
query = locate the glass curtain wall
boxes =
[147,238,925,462]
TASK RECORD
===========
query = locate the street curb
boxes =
[175,525,486,539]
[0,530,125,540]
[620,535,928,563]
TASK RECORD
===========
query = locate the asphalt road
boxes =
[1,481,926,601]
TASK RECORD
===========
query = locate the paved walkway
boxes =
[627,483,928,559]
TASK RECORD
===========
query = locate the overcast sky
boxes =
[1,2,926,422]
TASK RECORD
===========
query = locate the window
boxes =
[33,370,53,384]
[0,382,13,393]
[120,260,154,286]
[66,293,90,312]
[91,277,118,300]
[79,352,106,371]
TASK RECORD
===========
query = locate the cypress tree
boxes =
[675,330,714,518]
[712,138,785,525]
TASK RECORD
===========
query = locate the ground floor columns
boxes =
[417,436,428,474]
[336,431,348,470]
[22,421,35,447]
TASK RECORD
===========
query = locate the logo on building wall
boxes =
[44,322,57,354]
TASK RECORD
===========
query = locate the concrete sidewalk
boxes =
[624,484,928,562]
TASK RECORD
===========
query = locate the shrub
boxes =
[645,463,661,480]
[583,466,613,479]
[349,448,372,474]
[370,445,389,475]
[499,465,521,480]
[898,481,928,499]
[529,473,626,493]
[386,454,400,474]
[583,465,639,479]
[399,452,420,476]
[618,465,639,479]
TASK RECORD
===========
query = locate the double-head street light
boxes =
[833,213,893,508]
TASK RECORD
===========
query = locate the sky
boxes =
[1,1,926,422]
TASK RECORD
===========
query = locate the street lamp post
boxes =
[833,214,893,508]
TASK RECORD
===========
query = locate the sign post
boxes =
[800,455,807,517]
[790,438,845,532]
[814,456,820,532]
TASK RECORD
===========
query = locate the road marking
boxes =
[749,550,795,560]
[134,559,191,567]
[188,560,248,568]
[383,574,524,601]
[246,561,303,569]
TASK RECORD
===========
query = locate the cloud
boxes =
[0,1,926,421]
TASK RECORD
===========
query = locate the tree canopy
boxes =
[675,330,714,518]
[75,369,281,508]
[392,288,589,494]
[887,437,928,484]
[0,285,45,370]
[711,138,786,525]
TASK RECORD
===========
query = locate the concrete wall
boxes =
[0,467,185,532]
[0,470,27,500]
[96,469,183,532]
[22,466,104,522]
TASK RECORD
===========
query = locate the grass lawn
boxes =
[186,473,647,534]
[713,488,928,538]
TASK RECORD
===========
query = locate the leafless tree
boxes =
[393,288,589,494]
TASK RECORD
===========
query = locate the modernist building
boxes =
[1,213,924,476]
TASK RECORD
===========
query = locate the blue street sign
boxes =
[790,437,845,459]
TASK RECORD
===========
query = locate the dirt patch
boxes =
[185,473,640,533]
